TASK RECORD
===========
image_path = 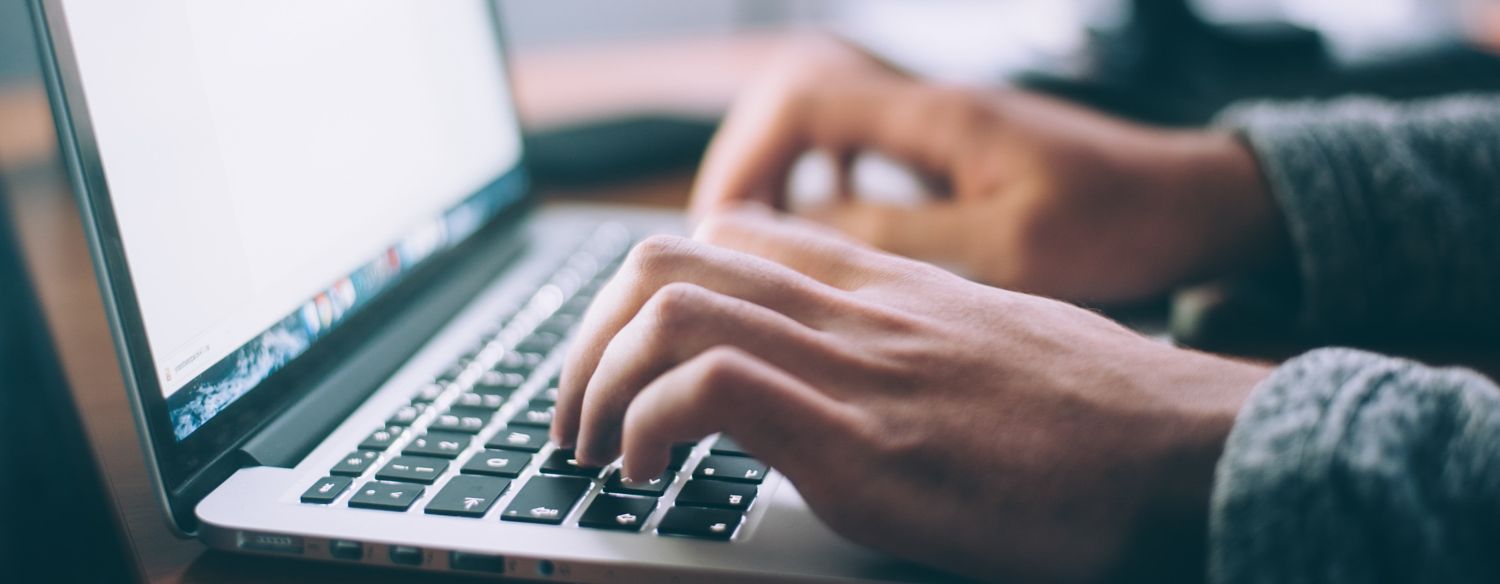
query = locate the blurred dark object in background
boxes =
[0,182,136,582]
[526,115,717,188]
[520,0,1500,186]
[1023,0,1500,125]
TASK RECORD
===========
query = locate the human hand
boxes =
[691,37,1285,304]
[554,207,1271,582]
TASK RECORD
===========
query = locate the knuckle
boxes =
[643,282,712,332]
[626,234,693,275]
[684,346,750,407]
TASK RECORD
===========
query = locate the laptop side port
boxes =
[328,540,363,561]
[389,545,423,566]
[450,551,506,574]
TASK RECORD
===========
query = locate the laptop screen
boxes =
[59,0,525,440]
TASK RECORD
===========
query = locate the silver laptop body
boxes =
[31,1,951,581]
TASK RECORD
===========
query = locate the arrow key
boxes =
[604,469,673,497]
[675,479,756,511]
[578,494,657,532]
[425,475,510,518]
[657,507,742,541]
[693,455,768,484]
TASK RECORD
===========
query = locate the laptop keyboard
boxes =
[299,225,773,541]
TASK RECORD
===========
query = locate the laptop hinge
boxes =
[239,224,530,468]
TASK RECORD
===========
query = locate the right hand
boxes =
[691,36,1285,304]
[553,208,1269,582]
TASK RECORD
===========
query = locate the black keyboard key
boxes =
[461,450,531,478]
[578,495,656,532]
[676,480,756,511]
[452,392,506,411]
[709,435,751,457]
[603,469,673,497]
[667,442,696,471]
[430,407,492,434]
[331,450,380,477]
[358,425,406,450]
[375,456,449,485]
[404,431,472,459]
[694,455,767,484]
[486,426,549,453]
[657,507,742,540]
[500,476,591,524]
[411,382,446,404]
[538,448,604,478]
[472,371,525,396]
[301,476,353,504]
[510,402,555,428]
[425,475,510,518]
[387,404,426,426]
[348,481,424,511]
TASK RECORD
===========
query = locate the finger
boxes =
[693,205,906,288]
[689,80,807,216]
[689,76,970,219]
[618,345,866,484]
[830,148,857,201]
[574,282,860,465]
[553,235,842,446]
[803,200,975,266]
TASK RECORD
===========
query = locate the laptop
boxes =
[32,1,950,581]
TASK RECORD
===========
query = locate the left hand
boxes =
[689,36,1283,304]
[553,206,1271,582]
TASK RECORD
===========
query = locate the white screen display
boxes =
[60,0,522,424]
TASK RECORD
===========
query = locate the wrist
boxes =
[1116,350,1271,582]
[1158,130,1290,284]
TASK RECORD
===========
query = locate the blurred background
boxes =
[5,0,1500,194]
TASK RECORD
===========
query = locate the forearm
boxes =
[1210,348,1500,584]
[1215,95,1500,336]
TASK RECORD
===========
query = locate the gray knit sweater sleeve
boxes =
[1205,96,1500,584]
[1210,349,1500,584]
[1215,95,1500,335]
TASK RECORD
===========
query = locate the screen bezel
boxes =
[31,0,536,518]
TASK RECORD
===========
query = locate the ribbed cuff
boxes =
[1210,348,1500,584]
